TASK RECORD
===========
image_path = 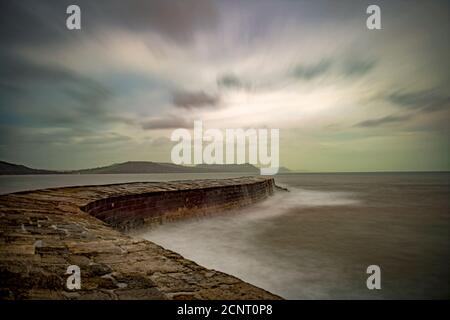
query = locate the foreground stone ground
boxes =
[0,177,281,299]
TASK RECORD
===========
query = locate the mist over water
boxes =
[133,173,450,299]
[133,188,363,299]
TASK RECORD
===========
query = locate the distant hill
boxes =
[0,160,290,175]
[74,161,201,174]
[0,161,58,175]
[75,161,260,174]
[277,166,292,174]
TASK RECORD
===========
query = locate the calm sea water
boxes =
[1,173,449,299]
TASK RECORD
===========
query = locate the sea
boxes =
[1,172,448,299]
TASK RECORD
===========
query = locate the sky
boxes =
[0,0,449,172]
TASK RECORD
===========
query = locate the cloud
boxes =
[1,0,449,171]
[342,58,376,77]
[172,91,220,109]
[141,116,191,130]
[0,53,142,129]
[355,114,413,128]
[292,59,332,80]
[387,89,450,113]
[217,74,245,89]
[291,56,376,82]
[0,1,68,46]
[0,54,108,98]
[355,88,450,129]
[0,0,219,46]
[0,53,109,99]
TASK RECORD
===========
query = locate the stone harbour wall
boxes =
[84,178,274,231]
[0,177,281,300]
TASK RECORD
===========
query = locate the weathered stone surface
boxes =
[0,177,281,300]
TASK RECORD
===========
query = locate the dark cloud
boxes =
[0,53,92,85]
[0,1,70,46]
[356,88,450,129]
[172,91,220,109]
[355,114,412,128]
[387,89,450,113]
[292,59,332,80]
[141,116,191,130]
[291,56,377,82]
[0,0,218,47]
[217,74,245,89]
[342,58,376,77]
[0,53,128,126]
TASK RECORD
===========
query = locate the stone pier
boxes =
[0,177,281,300]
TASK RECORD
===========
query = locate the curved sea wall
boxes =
[0,177,281,300]
[83,177,274,231]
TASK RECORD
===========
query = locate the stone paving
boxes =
[0,177,281,299]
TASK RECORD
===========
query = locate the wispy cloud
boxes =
[387,89,450,113]
[292,59,332,80]
[355,114,413,128]
[217,74,245,90]
[0,54,118,126]
[172,91,220,109]
[342,58,376,77]
[141,116,191,130]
